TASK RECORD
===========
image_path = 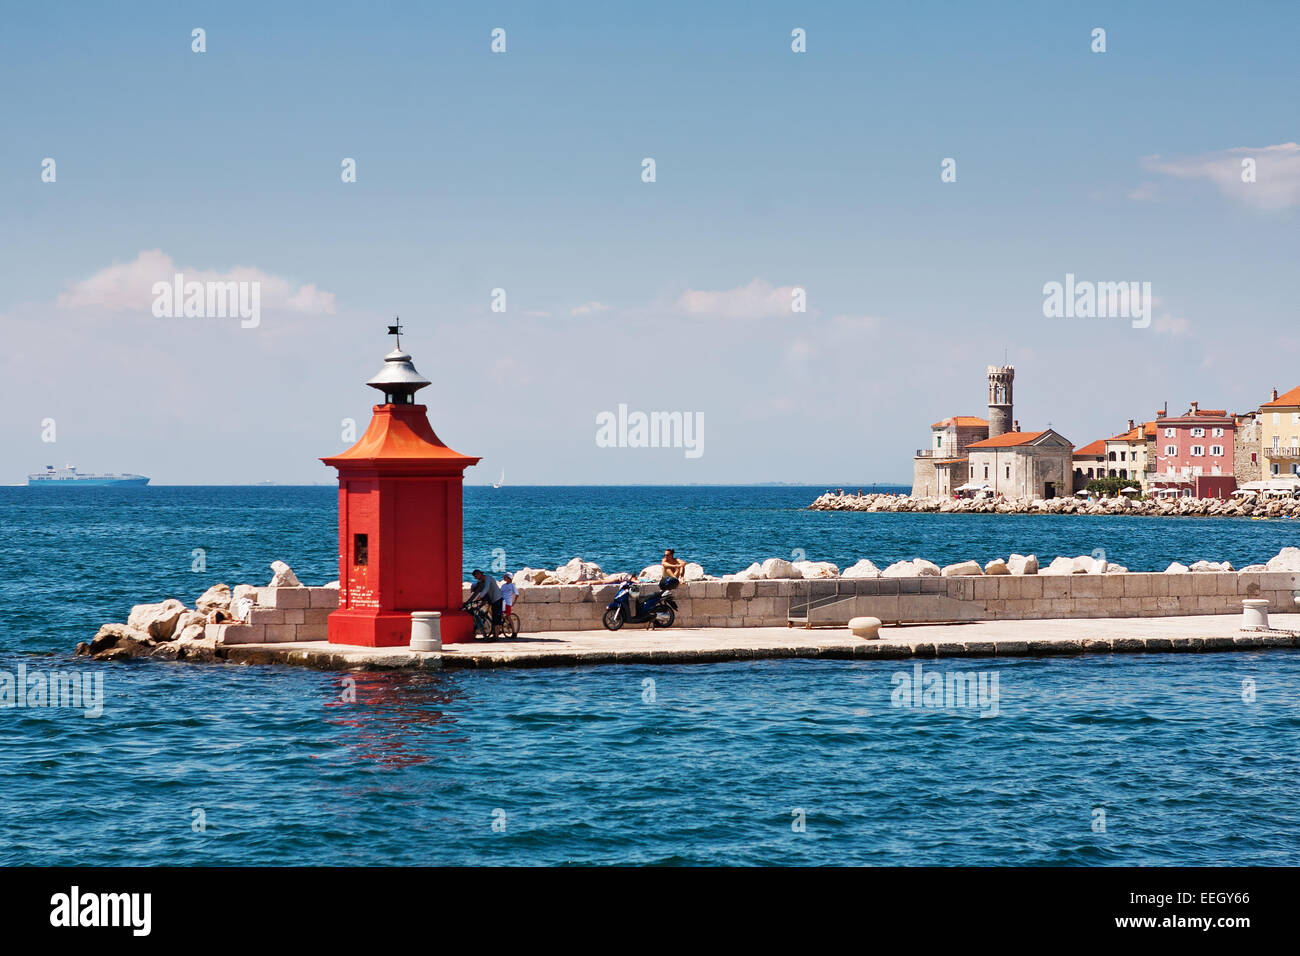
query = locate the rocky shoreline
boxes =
[810,490,1300,518]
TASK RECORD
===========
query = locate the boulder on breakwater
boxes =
[76,561,334,663]
[809,490,1300,519]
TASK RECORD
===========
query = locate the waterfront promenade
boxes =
[187,613,1300,671]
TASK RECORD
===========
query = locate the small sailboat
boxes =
[493,469,505,489]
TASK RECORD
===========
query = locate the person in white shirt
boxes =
[500,572,518,620]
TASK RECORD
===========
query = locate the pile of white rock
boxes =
[512,556,710,586]
[505,547,1300,587]
[810,490,1300,519]
[78,561,336,661]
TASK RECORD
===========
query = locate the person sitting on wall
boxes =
[469,569,504,630]
[660,548,687,581]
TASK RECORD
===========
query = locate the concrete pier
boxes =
[183,612,1300,671]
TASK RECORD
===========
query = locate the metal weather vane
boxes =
[387,318,404,349]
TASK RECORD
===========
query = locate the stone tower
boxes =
[987,365,1014,438]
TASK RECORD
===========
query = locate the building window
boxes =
[1165,445,1176,456]
[1274,413,1281,426]
[984,466,989,479]
[353,533,369,566]
[1191,427,1205,438]
[1273,463,1281,475]
[1293,413,1300,426]
[1252,453,1257,463]
[1164,428,1175,438]
[1108,451,1116,461]
[1191,445,1204,456]
[1210,445,1223,456]
[1212,427,1224,437]
[1212,465,1221,475]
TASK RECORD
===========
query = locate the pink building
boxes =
[1149,403,1236,498]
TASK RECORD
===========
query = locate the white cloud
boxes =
[831,314,884,331]
[1140,143,1300,210]
[55,249,337,313]
[1153,314,1190,336]
[677,278,799,319]
[570,301,609,316]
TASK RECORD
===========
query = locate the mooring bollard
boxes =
[1242,599,1269,630]
[410,611,442,652]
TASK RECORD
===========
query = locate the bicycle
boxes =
[463,599,520,639]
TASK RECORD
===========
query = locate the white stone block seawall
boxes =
[493,573,1300,631]
[206,586,339,645]
[205,575,1300,643]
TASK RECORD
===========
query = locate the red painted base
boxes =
[328,607,476,647]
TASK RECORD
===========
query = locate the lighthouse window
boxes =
[353,533,368,566]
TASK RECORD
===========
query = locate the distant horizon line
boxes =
[3,481,913,489]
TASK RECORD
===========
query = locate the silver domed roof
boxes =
[366,347,430,394]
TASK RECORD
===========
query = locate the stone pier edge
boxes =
[202,629,1300,672]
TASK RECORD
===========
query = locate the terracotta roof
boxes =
[1262,385,1300,408]
[1108,421,1157,442]
[1073,440,1107,457]
[935,457,968,465]
[321,404,480,469]
[931,415,989,429]
[966,430,1046,449]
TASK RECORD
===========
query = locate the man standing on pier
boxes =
[469,569,504,630]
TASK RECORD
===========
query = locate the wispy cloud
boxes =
[570,300,609,316]
[55,249,337,313]
[676,278,799,319]
[1140,143,1300,210]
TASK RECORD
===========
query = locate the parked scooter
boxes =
[602,576,679,630]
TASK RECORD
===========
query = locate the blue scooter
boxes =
[602,576,679,630]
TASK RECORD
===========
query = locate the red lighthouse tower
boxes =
[322,327,480,646]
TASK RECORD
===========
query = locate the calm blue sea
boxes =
[2,485,1299,865]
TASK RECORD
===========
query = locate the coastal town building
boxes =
[1260,385,1300,479]
[966,425,1074,499]
[912,366,1013,496]
[1234,411,1262,484]
[1149,402,1236,498]
[1072,439,1107,491]
[1103,419,1157,486]
[911,415,987,496]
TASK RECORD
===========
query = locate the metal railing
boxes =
[1266,446,1300,459]
[787,591,860,629]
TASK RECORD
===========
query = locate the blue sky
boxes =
[2,1,1297,483]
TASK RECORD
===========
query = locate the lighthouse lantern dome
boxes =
[366,347,430,405]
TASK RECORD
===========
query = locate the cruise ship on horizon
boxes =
[27,464,150,487]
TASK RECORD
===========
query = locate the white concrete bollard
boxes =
[410,611,442,651]
[848,616,883,640]
[1242,599,1269,630]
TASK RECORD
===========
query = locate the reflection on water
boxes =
[323,671,469,768]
